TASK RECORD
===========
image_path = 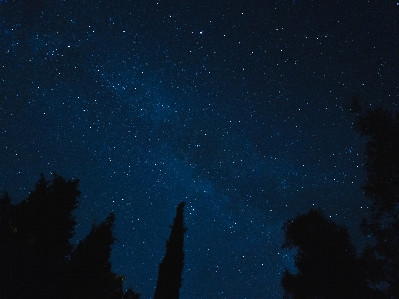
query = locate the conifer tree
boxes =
[154,202,187,299]
[0,174,141,299]
[14,173,80,261]
[0,174,81,299]
[68,212,125,299]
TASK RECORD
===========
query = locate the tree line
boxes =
[0,174,186,299]
[1,103,398,299]
[281,103,399,299]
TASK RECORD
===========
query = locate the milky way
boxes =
[1,1,398,298]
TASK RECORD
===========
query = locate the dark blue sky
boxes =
[1,1,398,298]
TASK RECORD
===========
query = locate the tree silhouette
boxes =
[0,191,13,299]
[68,212,126,299]
[154,201,187,299]
[0,191,12,244]
[123,289,141,299]
[354,107,399,219]
[0,173,140,299]
[280,106,399,299]
[281,209,379,299]
[11,174,80,261]
[0,173,81,299]
[354,107,399,298]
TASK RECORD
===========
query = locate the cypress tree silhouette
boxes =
[154,201,187,299]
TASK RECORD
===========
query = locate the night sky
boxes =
[1,1,398,298]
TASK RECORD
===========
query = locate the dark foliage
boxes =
[154,201,187,299]
[68,213,125,299]
[354,107,399,219]
[123,289,141,299]
[0,191,12,244]
[0,191,13,298]
[16,174,80,259]
[0,174,80,299]
[354,107,399,298]
[281,209,377,299]
[281,106,399,299]
[0,173,139,299]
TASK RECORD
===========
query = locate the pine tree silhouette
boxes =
[154,202,187,299]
